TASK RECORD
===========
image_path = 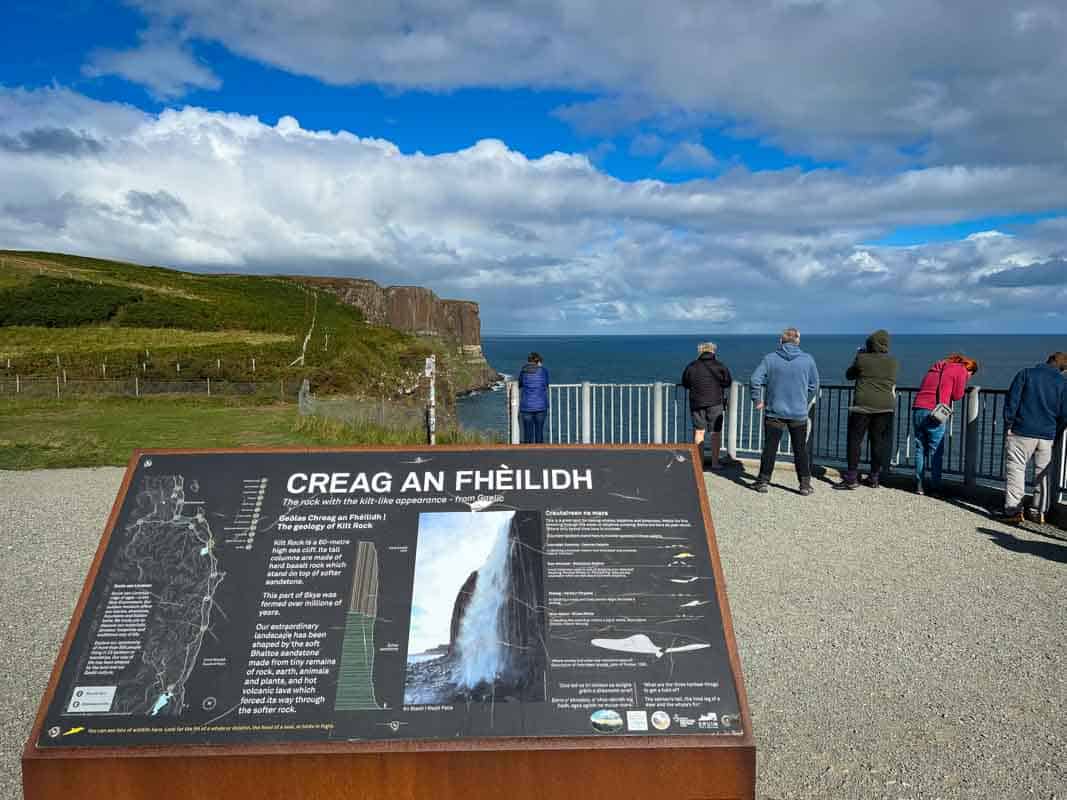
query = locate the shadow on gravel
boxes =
[977,526,1067,564]
[703,458,826,495]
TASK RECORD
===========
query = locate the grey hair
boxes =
[781,327,800,344]
[697,341,718,355]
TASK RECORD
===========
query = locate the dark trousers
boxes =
[845,411,894,480]
[758,417,811,484]
[521,410,547,443]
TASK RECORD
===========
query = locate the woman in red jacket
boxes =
[912,353,979,495]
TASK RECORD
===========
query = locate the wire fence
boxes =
[0,376,299,400]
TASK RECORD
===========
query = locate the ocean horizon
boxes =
[458,333,1065,435]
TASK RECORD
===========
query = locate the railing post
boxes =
[727,382,739,459]
[581,382,592,444]
[507,380,520,444]
[963,385,980,489]
[653,382,664,444]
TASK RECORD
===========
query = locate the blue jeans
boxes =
[913,408,946,487]
[521,410,547,443]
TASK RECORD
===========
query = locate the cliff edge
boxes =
[296,276,499,394]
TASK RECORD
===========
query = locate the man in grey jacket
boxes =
[750,327,820,495]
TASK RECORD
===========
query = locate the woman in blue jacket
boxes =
[518,352,550,443]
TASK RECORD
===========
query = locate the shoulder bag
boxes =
[930,366,953,425]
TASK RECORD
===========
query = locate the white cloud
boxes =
[1,86,1065,332]
[84,33,221,99]
[659,141,716,171]
[124,0,1067,164]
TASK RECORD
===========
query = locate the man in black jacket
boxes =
[682,342,733,470]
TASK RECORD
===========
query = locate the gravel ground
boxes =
[1,463,1064,799]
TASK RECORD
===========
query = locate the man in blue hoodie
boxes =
[996,352,1067,524]
[750,327,820,495]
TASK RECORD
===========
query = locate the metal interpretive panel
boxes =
[35,446,746,749]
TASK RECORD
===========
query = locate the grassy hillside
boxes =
[0,250,437,396]
[0,396,494,470]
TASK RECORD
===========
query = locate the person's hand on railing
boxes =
[755,401,765,411]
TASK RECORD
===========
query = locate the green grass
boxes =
[0,397,495,470]
[0,250,441,395]
[0,250,490,469]
[0,327,292,358]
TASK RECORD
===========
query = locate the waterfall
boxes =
[453,512,515,689]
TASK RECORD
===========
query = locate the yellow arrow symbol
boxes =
[62,727,85,736]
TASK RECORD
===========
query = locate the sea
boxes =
[457,334,1065,436]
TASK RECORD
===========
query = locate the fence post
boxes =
[653,382,664,444]
[207,377,211,397]
[425,355,436,446]
[15,375,20,394]
[56,375,61,400]
[581,382,592,443]
[507,380,521,444]
[135,376,140,398]
[963,386,980,489]
[727,382,739,459]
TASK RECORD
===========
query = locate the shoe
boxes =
[799,484,814,496]
[993,509,1024,525]
[754,481,769,494]
[862,476,880,489]
[833,480,859,491]
[915,481,924,496]
[1024,508,1046,525]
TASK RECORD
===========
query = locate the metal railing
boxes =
[506,380,1067,503]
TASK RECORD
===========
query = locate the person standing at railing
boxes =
[835,330,899,490]
[750,327,820,496]
[681,342,733,470]
[911,353,979,495]
[994,352,1067,525]
[517,351,550,444]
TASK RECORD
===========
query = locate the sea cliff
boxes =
[296,277,499,394]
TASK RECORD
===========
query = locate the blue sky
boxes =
[1,1,1065,332]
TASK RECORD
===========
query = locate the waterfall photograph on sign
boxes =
[404,510,546,706]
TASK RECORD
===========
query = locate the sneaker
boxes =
[914,481,924,496]
[833,480,858,491]
[799,484,814,496]
[862,475,881,489]
[754,481,770,494]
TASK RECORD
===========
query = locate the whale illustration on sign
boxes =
[590,634,710,659]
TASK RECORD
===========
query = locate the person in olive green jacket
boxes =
[835,329,900,489]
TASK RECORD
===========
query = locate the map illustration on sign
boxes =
[38,447,745,748]
[65,475,225,719]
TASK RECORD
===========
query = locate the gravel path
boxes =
[1,463,1064,799]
